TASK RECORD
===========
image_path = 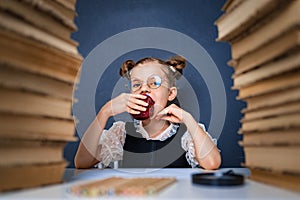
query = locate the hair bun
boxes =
[166,55,186,79]
[120,60,135,78]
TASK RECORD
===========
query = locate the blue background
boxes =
[64,0,245,168]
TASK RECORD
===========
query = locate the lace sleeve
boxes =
[181,123,217,168]
[98,121,126,167]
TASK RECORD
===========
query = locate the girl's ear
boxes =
[168,87,177,101]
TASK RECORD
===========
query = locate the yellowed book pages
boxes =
[0,113,75,140]
[0,66,74,101]
[0,87,72,120]
[245,86,300,110]
[230,28,300,76]
[22,0,77,27]
[0,0,74,40]
[231,0,300,59]
[240,129,300,146]
[237,71,300,99]
[0,161,67,191]
[0,11,78,55]
[0,29,81,83]
[53,0,77,12]
[233,51,300,88]
[221,0,243,13]
[215,0,284,41]
[242,101,300,121]
[244,146,300,173]
[241,112,300,132]
[250,168,300,193]
[0,131,76,142]
[0,140,66,166]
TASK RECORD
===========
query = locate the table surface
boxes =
[1,168,300,199]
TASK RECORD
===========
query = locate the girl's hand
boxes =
[106,93,148,116]
[155,104,188,124]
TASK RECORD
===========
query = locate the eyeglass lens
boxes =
[130,75,162,92]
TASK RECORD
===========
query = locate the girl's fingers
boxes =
[130,94,147,100]
[128,94,148,107]
[158,114,181,123]
[156,106,175,117]
[135,99,149,107]
[156,109,173,119]
[124,94,149,113]
[156,107,170,117]
[126,106,141,114]
[132,93,147,99]
[127,101,147,112]
[156,109,171,120]
[156,104,184,123]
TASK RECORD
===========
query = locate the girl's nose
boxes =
[140,83,150,94]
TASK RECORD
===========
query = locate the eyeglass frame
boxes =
[129,75,168,92]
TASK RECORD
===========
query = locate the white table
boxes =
[1,168,300,199]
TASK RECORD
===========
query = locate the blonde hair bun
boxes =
[166,55,186,79]
[120,60,135,78]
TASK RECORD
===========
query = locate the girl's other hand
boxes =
[155,104,188,124]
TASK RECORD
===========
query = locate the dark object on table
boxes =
[192,170,244,186]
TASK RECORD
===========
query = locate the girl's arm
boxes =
[182,112,221,170]
[74,103,111,169]
[74,93,148,169]
[156,104,221,170]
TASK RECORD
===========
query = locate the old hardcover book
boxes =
[22,0,77,27]
[233,51,300,89]
[0,87,72,120]
[230,0,300,59]
[0,0,75,41]
[0,66,74,101]
[0,140,66,166]
[241,112,300,132]
[244,85,300,111]
[0,29,81,83]
[243,146,300,174]
[250,168,300,193]
[0,161,67,191]
[0,0,80,192]
[215,0,285,42]
[236,70,300,99]
[0,113,75,141]
[221,0,243,13]
[242,101,300,121]
[240,129,300,146]
[230,28,300,76]
[53,0,77,11]
[0,11,78,55]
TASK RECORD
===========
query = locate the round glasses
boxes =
[130,75,163,92]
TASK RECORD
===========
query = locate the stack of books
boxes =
[0,0,82,191]
[215,0,300,192]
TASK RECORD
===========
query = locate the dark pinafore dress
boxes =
[118,122,190,168]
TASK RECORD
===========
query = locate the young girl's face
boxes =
[130,62,176,113]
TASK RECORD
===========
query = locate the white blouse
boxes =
[98,120,217,168]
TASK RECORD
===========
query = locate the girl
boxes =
[75,56,221,169]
